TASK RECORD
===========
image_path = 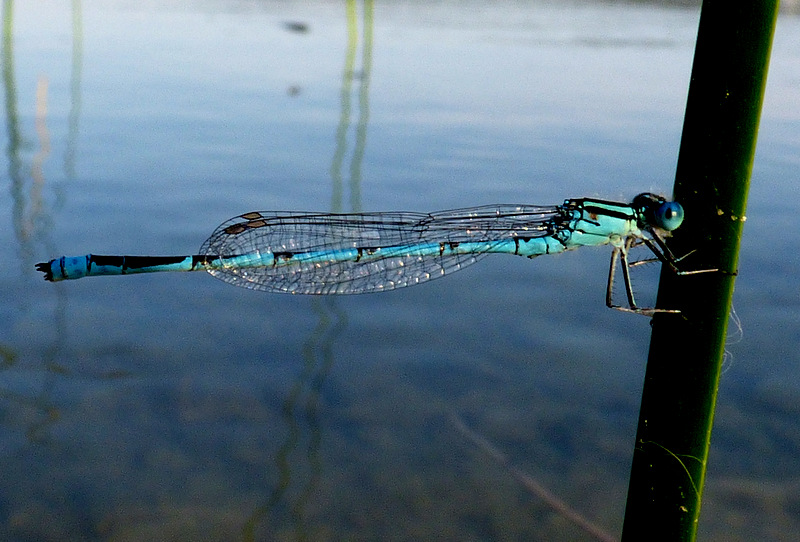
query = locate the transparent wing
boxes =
[199,204,562,294]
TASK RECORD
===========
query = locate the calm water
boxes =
[2,1,799,540]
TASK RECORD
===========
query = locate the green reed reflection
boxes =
[1,0,87,451]
[65,0,82,181]
[244,1,373,539]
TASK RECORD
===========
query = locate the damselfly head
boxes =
[632,193,684,232]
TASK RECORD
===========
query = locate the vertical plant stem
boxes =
[622,1,779,540]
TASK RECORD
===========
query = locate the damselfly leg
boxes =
[606,230,718,315]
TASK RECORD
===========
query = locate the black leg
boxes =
[607,236,682,316]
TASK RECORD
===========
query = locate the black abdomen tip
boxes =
[35,261,55,282]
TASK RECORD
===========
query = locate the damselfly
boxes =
[37,193,704,314]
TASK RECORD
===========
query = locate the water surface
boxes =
[2,1,799,540]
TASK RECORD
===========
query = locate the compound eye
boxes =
[654,201,684,231]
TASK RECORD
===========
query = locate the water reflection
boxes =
[2,0,61,448]
[243,298,346,540]
[330,0,373,213]
[1,1,797,539]
[247,1,373,538]
[1,0,21,393]
[3,0,51,258]
[29,77,49,240]
[0,0,115,461]
[64,0,83,182]
[3,0,23,243]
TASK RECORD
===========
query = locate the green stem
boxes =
[622,1,779,540]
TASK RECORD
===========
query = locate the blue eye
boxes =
[653,201,684,231]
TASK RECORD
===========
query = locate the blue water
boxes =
[2,1,799,540]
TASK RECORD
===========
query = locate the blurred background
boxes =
[1,1,798,540]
